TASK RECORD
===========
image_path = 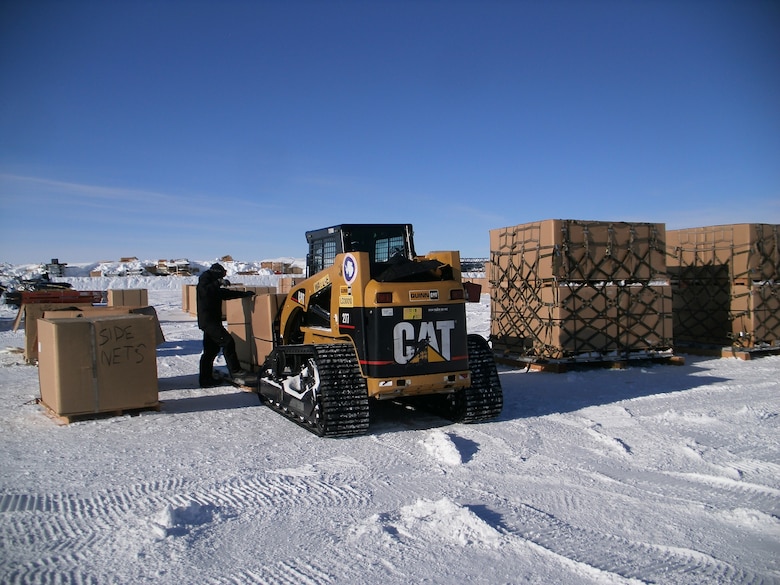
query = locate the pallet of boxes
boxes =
[30,288,165,423]
[225,289,285,379]
[489,219,678,371]
[667,224,780,359]
[183,279,291,379]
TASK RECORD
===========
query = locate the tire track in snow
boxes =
[604,468,780,516]
[506,502,774,585]
[0,468,370,584]
[206,558,340,585]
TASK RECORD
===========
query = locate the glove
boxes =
[244,291,256,297]
[222,279,231,287]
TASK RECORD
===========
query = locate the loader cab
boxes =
[305,224,416,279]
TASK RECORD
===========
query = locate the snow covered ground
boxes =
[0,274,778,584]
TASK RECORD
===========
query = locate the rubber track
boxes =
[416,335,503,423]
[262,344,370,438]
[314,344,370,437]
[457,334,504,423]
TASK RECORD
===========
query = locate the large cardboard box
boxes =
[225,288,277,325]
[227,321,254,369]
[670,281,731,346]
[490,219,667,283]
[107,288,148,308]
[491,282,672,358]
[278,277,304,294]
[729,283,780,346]
[225,293,287,369]
[225,295,254,368]
[671,280,780,348]
[43,305,166,347]
[251,294,287,362]
[13,302,95,364]
[667,224,780,282]
[182,284,194,313]
[37,315,159,416]
[188,285,198,316]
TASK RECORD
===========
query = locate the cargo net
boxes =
[491,221,667,283]
[667,224,779,283]
[668,225,780,348]
[729,283,780,348]
[489,279,673,361]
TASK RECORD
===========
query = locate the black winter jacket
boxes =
[196,269,252,330]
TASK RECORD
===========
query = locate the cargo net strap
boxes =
[671,281,731,347]
[672,282,780,348]
[490,280,673,360]
[490,222,666,283]
[561,222,666,282]
[729,284,780,347]
[668,224,780,283]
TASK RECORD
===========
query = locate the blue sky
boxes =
[1,0,778,264]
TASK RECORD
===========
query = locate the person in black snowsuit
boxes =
[197,263,255,387]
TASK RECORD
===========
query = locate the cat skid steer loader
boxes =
[257,224,503,436]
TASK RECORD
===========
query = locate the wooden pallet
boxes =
[213,370,258,392]
[494,352,685,373]
[39,400,161,425]
[675,343,780,361]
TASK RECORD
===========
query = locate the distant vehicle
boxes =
[1,275,73,306]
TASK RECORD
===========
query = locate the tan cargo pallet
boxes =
[38,399,161,425]
[493,351,685,373]
[674,343,780,361]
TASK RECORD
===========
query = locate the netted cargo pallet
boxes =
[490,219,667,283]
[667,223,779,283]
[672,281,780,348]
[490,280,674,360]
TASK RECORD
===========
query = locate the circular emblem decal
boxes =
[343,253,358,285]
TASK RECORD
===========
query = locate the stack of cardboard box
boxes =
[107,288,148,308]
[14,297,164,364]
[182,284,274,318]
[226,293,287,371]
[667,224,780,348]
[489,219,672,360]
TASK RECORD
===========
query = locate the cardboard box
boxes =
[182,284,194,313]
[37,315,159,416]
[252,294,287,361]
[671,280,780,348]
[107,288,148,308]
[13,302,95,364]
[671,281,731,346]
[490,219,667,283]
[188,285,198,316]
[226,296,251,325]
[278,277,304,294]
[227,321,254,369]
[43,305,166,347]
[491,281,672,358]
[225,293,287,368]
[730,283,780,346]
[667,224,780,282]
[225,289,277,325]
